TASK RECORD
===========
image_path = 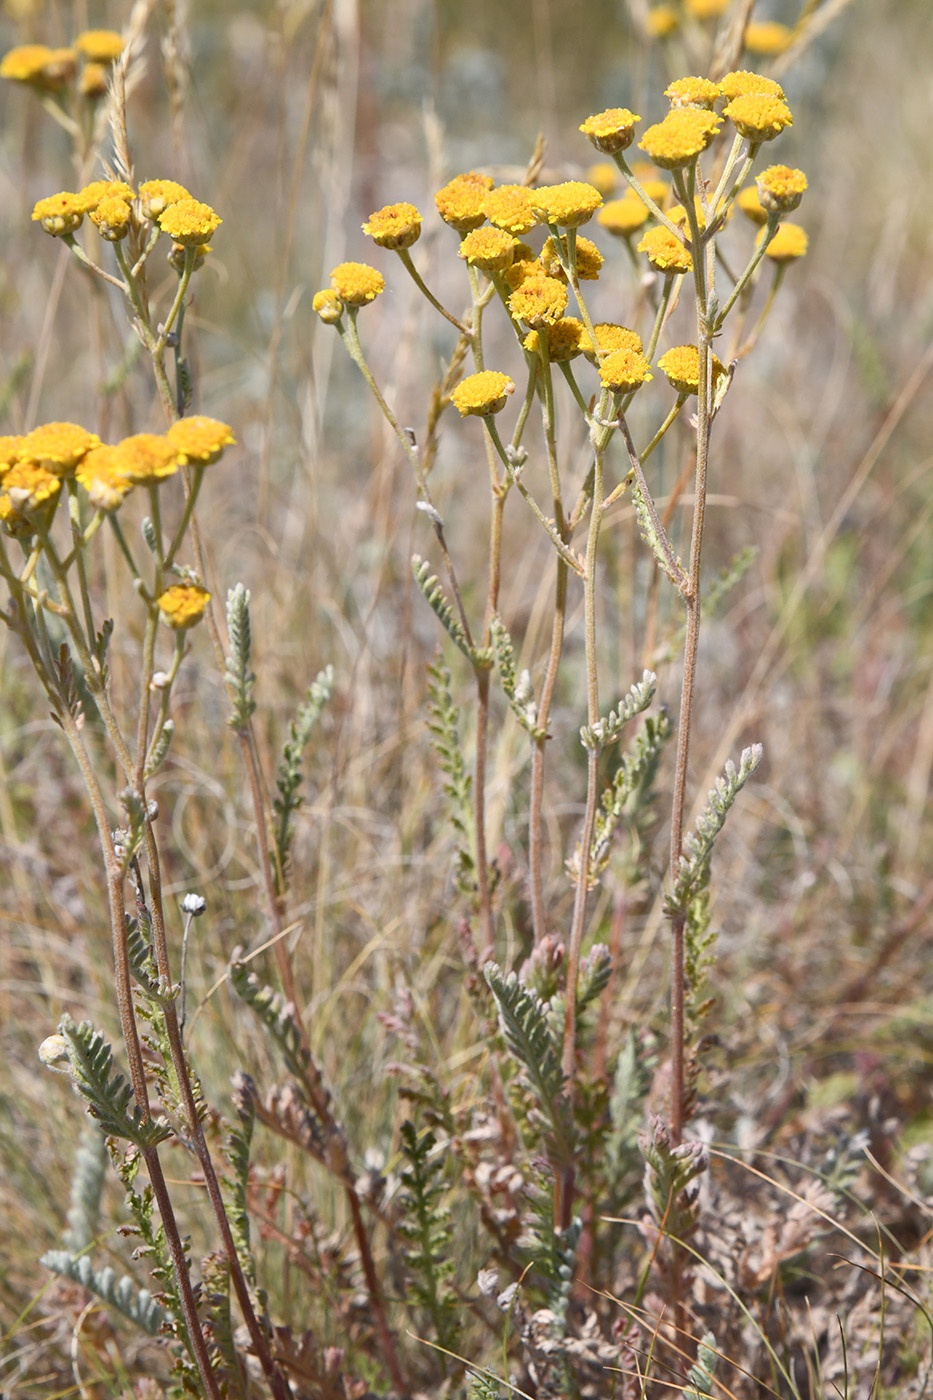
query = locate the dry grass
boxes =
[1,0,933,1396]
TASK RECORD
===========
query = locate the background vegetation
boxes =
[2,0,933,1395]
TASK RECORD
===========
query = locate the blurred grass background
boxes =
[2,0,933,1390]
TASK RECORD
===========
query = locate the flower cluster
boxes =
[30,178,220,262]
[2,29,124,101]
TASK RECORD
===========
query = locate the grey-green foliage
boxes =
[59,1015,171,1149]
[412,554,472,660]
[579,669,656,752]
[484,963,572,1165]
[490,614,547,741]
[425,655,474,887]
[144,716,174,779]
[608,1030,652,1174]
[683,1330,719,1399]
[40,1248,169,1336]
[229,960,309,1085]
[61,1120,107,1254]
[667,744,763,917]
[223,1079,257,1288]
[590,709,672,881]
[631,475,686,589]
[397,1120,457,1355]
[468,1368,506,1400]
[126,913,178,1005]
[224,582,256,729]
[272,663,334,890]
[641,1115,708,1242]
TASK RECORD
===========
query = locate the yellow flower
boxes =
[1,43,53,82]
[598,195,650,238]
[744,21,793,55]
[312,289,343,323]
[507,274,568,328]
[718,70,784,102]
[684,0,730,16]
[75,446,135,511]
[484,184,538,236]
[658,344,727,394]
[598,348,653,394]
[645,6,679,37]
[736,185,768,224]
[157,583,211,629]
[362,201,422,250]
[434,172,494,232]
[112,434,181,484]
[579,108,641,155]
[90,195,132,240]
[79,62,109,99]
[0,436,23,479]
[580,323,643,361]
[501,257,544,291]
[541,234,603,281]
[158,198,221,246]
[637,225,692,274]
[138,179,191,219]
[724,93,793,142]
[450,371,515,417]
[168,241,211,274]
[531,182,603,229]
[586,162,618,197]
[523,317,586,362]
[3,461,61,512]
[639,108,721,170]
[759,222,808,263]
[330,262,385,306]
[32,191,85,237]
[757,165,807,213]
[166,416,235,466]
[19,422,99,476]
[79,179,134,211]
[459,226,517,272]
[664,76,720,109]
[74,29,125,62]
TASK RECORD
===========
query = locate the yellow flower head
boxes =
[330,262,385,306]
[459,226,517,272]
[658,344,727,395]
[75,446,134,511]
[580,323,643,361]
[166,416,235,466]
[759,222,808,263]
[586,162,619,197]
[0,436,23,480]
[639,108,721,170]
[598,348,653,394]
[724,93,793,143]
[79,62,109,99]
[579,108,641,155]
[757,164,807,213]
[74,29,125,62]
[312,289,343,323]
[541,234,603,281]
[1,43,53,82]
[20,422,99,476]
[434,172,494,232]
[744,21,793,56]
[645,6,679,37]
[113,433,181,484]
[531,181,603,229]
[664,76,720,110]
[507,274,568,328]
[78,179,134,211]
[450,371,515,417]
[638,224,693,274]
[362,202,422,250]
[157,583,211,630]
[158,198,221,246]
[90,195,133,240]
[3,461,61,512]
[32,191,85,237]
[138,179,191,219]
[718,70,784,102]
[523,317,586,362]
[684,0,730,16]
[598,195,650,238]
[501,257,544,291]
[484,184,538,236]
[736,185,768,224]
